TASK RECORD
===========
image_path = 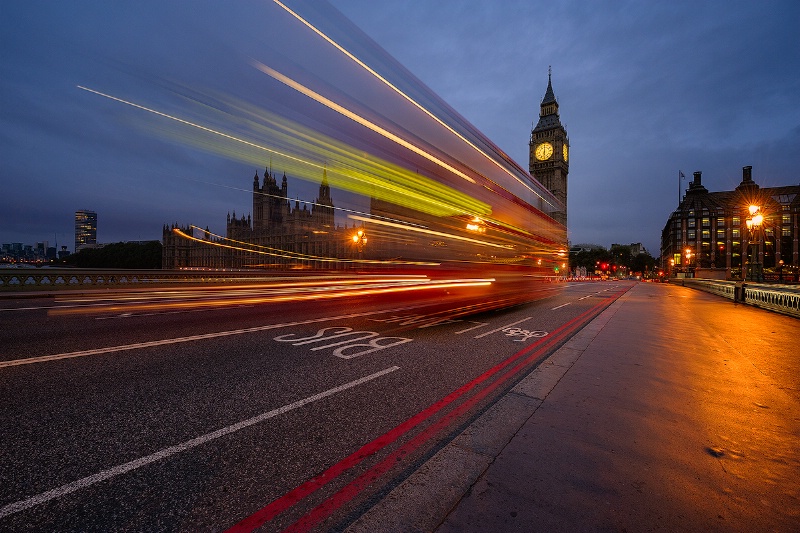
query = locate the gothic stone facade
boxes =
[162,168,349,269]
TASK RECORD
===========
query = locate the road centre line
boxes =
[578,295,592,300]
[473,317,532,339]
[453,321,489,335]
[0,303,433,369]
[0,366,400,520]
[551,302,571,310]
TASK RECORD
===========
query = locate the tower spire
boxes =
[542,67,556,105]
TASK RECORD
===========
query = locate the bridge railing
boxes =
[679,278,800,319]
[0,268,283,293]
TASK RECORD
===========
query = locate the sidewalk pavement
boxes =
[348,281,800,532]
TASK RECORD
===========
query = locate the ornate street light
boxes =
[744,205,763,281]
[351,228,367,253]
[684,247,693,277]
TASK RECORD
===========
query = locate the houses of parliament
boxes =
[162,76,569,270]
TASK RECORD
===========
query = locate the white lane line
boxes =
[473,317,532,339]
[578,295,592,300]
[0,303,431,369]
[0,366,400,519]
[551,302,571,310]
[453,321,489,335]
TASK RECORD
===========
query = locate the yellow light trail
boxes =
[347,215,513,250]
[78,85,491,218]
[76,85,312,169]
[251,61,476,185]
[272,0,554,203]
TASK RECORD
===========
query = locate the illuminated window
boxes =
[783,214,791,225]
[716,229,725,239]
[732,216,740,226]
[702,218,710,227]
[784,228,792,237]
[702,230,710,240]
[732,229,740,238]
[688,230,696,240]
[688,219,696,228]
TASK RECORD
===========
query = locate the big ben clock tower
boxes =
[530,69,569,228]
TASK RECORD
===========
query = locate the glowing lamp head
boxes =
[748,205,760,215]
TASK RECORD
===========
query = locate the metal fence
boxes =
[0,268,282,293]
[680,278,800,319]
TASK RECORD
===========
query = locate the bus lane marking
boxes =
[0,303,433,369]
[274,326,412,359]
[369,314,463,329]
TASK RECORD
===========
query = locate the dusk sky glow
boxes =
[2,0,798,255]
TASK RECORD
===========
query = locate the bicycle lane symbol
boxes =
[470,317,548,342]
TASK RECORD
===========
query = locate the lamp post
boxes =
[745,205,763,282]
[351,227,367,263]
[684,247,693,278]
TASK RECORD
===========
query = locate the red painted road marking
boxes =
[225,287,631,532]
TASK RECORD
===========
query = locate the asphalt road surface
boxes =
[0,280,633,532]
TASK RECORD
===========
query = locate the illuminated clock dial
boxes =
[562,144,569,162]
[535,142,553,161]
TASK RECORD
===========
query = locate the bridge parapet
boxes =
[0,268,278,294]
[680,278,800,318]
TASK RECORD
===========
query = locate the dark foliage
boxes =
[63,241,162,269]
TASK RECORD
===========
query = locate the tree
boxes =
[63,241,162,269]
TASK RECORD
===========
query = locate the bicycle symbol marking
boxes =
[501,327,548,342]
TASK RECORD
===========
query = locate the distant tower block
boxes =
[75,210,97,251]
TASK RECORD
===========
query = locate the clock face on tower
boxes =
[563,144,569,162]
[534,142,554,161]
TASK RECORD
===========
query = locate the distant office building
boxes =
[660,166,799,278]
[75,210,97,252]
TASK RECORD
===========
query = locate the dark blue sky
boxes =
[2,0,798,255]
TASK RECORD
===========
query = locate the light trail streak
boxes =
[173,226,439,266]
[47,280,493,316]
[272,0,555,206]
[347,215,514,250]
[79,85,490,219]
[251,61,476,184]
[76,86,310,169]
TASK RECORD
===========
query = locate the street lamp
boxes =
[353,229,367,252]
[350,228,367,268]
[745,205,763,281]
[684,248,693,277]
